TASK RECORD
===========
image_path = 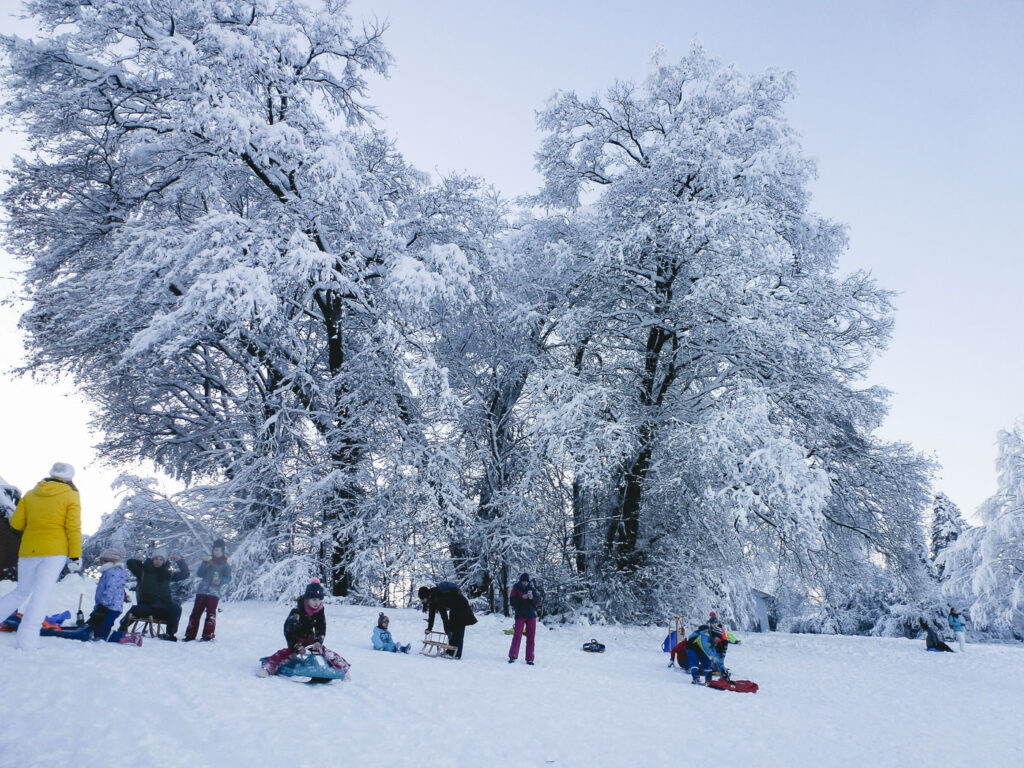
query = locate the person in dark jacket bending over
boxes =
[418,582,477,659]
[183,538,231,642]
[118,549,190,641]
[507,572,538,665]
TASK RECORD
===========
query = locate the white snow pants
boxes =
[955,630,965,652]
[0,555,67,650]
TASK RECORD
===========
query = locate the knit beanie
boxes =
[99,548,125,564]
[49,462,75,482]
[378,612,389,628]
[212,538,226,553]
[303,578,325,600]
[519,572,530,583]
[151,549,168,561]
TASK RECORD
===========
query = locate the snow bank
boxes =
[1,579,1022,767]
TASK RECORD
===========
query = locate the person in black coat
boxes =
[418,581,477,659]
[921,618,954,652]
[118,549,190,641]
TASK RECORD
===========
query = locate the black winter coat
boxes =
[284,599,326,649]
[425,583,477,632]
[127,557,190,606]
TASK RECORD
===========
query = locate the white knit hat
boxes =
[49,462,75,481]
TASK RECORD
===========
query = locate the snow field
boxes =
[1,576,1022,767]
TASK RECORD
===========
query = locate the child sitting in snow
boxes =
[87,548,130,641]
[258,578,350,677]
[372,612,411,653]
[52,547,139,645]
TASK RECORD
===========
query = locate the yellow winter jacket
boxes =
[10,479,82,558]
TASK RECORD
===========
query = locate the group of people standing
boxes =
[0,462,232,648]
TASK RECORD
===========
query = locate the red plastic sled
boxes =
[706,678,759,693]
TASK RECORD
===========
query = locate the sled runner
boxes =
[662,615,685,652]
[706,678,758,693]
[420,630,458,658]
[259,653,347,683]
[124,615,167,638]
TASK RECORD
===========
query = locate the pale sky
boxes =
[2,0,1022,532]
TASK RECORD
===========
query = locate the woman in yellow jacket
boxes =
[0,462,81,650]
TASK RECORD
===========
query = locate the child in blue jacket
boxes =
[685,620,725,684]
[372,613,411,653]
[87,548,130,640]
[948,608,966,652]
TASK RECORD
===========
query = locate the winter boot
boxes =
[508,657,516,664]
[157,633,178,642]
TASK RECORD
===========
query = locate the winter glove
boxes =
[66,558,81,573]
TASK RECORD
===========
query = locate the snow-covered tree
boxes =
[82,475,215,565]
[1,0,470,597]
[532,44,934,625]
[930,492,965,577]
[968,424,1024,637]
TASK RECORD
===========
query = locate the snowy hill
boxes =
[2,577,1022,767]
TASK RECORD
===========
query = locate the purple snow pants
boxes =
[185,593,219,641]
[508,617,536,662]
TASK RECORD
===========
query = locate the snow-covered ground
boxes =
[2,576,1022,768]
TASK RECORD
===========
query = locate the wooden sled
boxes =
[420,630,458,658]
[125,615,167,637]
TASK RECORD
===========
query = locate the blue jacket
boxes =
[94,563,128,611]
[686,628,723,670]
[372,625,396,650]
[195,557,232,598]
[510,581,538,619]
[949,613,965,632]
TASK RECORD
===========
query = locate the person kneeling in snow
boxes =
[87,548,130,641]
[685,618,726,684]
[921,618,954,652]
[258,579,350,677]
[372,612,411,653]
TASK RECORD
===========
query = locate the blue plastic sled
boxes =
[260,654,347,683]
[662,631,678,652]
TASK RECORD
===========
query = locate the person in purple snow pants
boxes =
[183,539,231,642]
[258,579,350,677]
[507,572,539,665]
